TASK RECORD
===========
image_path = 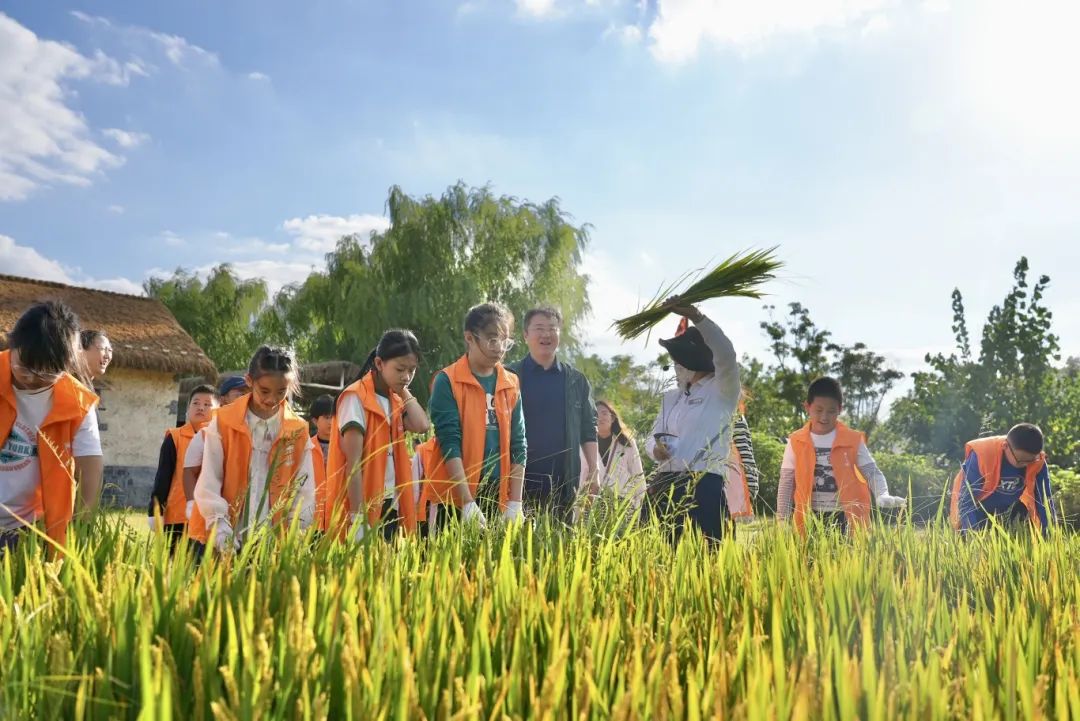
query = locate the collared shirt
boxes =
[195,409,316,536]
[519,354,568,492]
[646,318,740,475]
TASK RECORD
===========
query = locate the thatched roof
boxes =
[0,274,217,377]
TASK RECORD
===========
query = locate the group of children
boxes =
[0,296,1061,557]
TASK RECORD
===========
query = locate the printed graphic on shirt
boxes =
[997,473,1024,494]
[485,392,497,431]
[0,421,37,472]
[813,446,837,493]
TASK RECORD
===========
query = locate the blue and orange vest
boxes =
[949,435,1044,530]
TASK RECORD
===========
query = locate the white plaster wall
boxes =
[96,367,177,467]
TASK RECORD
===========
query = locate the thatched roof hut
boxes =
[0,274,216,378]
[1,274,216,508]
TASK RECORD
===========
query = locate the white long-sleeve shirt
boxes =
[645,317,741,475]
[194,409,316,537]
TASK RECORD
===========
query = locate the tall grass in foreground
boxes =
[2,508,1080,720]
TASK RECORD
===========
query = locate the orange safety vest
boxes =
[310,433,327,528]
[0,350,98,550]
[324,373,417,535]
[161,420,209,525]
[790,422,872,535]
[188,396,310,543]
[949,435,1044,530]
[417,355,519,513]
[724,439,754,519]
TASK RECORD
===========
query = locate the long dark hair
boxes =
[359,329,422,377]
[597,400,632,447]
[247,345,301,398]
[8,301,81,375]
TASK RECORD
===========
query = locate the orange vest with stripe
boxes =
[0,350,98,550]
[949,435,1044,530]
[418,355,519,512]
[790,422,872,534]
[162,421,208,525]
[324,373,417,535]
[188,396,310,543]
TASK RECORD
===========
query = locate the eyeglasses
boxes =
[472,333,515,351]
[529,325,561,335]
[10,357,64,385]
[1006,441,1038,467]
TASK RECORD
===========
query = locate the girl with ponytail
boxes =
[324,329,429,540]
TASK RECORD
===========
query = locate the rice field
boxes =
[2,508,1079,720]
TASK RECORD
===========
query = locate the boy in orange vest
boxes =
[1,301,103,554]
[147,384,217,551]
[776,377,905,533]
[950,423,1056,534]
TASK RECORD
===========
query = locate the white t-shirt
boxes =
[1,386,102,531]
[781,429,874,512]
[184,429,205,469]
[337,392,396,505]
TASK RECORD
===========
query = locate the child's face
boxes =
[187,393,217,425]
[375,354,419,393]
[466,323,513,365]
[315,414,333,439]
[247,373,290,415]
[805,397,841,433]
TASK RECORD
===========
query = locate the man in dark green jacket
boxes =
[506,307,598,520]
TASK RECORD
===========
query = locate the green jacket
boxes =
[506,355,597,505]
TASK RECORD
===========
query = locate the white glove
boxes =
[350,513,366,542]
[147,516,157,532]
[877,493,906,509]
[461,501,487,528]
[210,520,239,553]
[185,500,194,521]
[501,501,524,523]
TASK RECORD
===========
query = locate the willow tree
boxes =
[274,182,591,402]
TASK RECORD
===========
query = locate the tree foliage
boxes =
[886,257,1079,465]
[144,265,269,372]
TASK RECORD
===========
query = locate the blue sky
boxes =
[2,0,1079,389]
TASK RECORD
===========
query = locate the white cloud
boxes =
[103,128,150,148]
[646,0,894,63]
[604,23,644,44]
[281,214,390,253]
[160,231,185,247]
[247,71,270,81]
[185,259,320,295]
[0,234,144,295]
[107,204,125,214]
[516,0,561,18]
[70,10,219,71]
[0,13,126,201]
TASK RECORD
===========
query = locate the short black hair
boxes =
[523,306,562,330]
[806,376,843,406]
[308,394,334,419]
[189,384,217,401]
[80,329,107,349]
[7,301,81,374]
[1007,423,1044,455]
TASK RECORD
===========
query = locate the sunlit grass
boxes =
[2,503,1078,719]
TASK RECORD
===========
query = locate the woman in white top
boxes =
[581,400,645,505]
[644,298,740,543]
